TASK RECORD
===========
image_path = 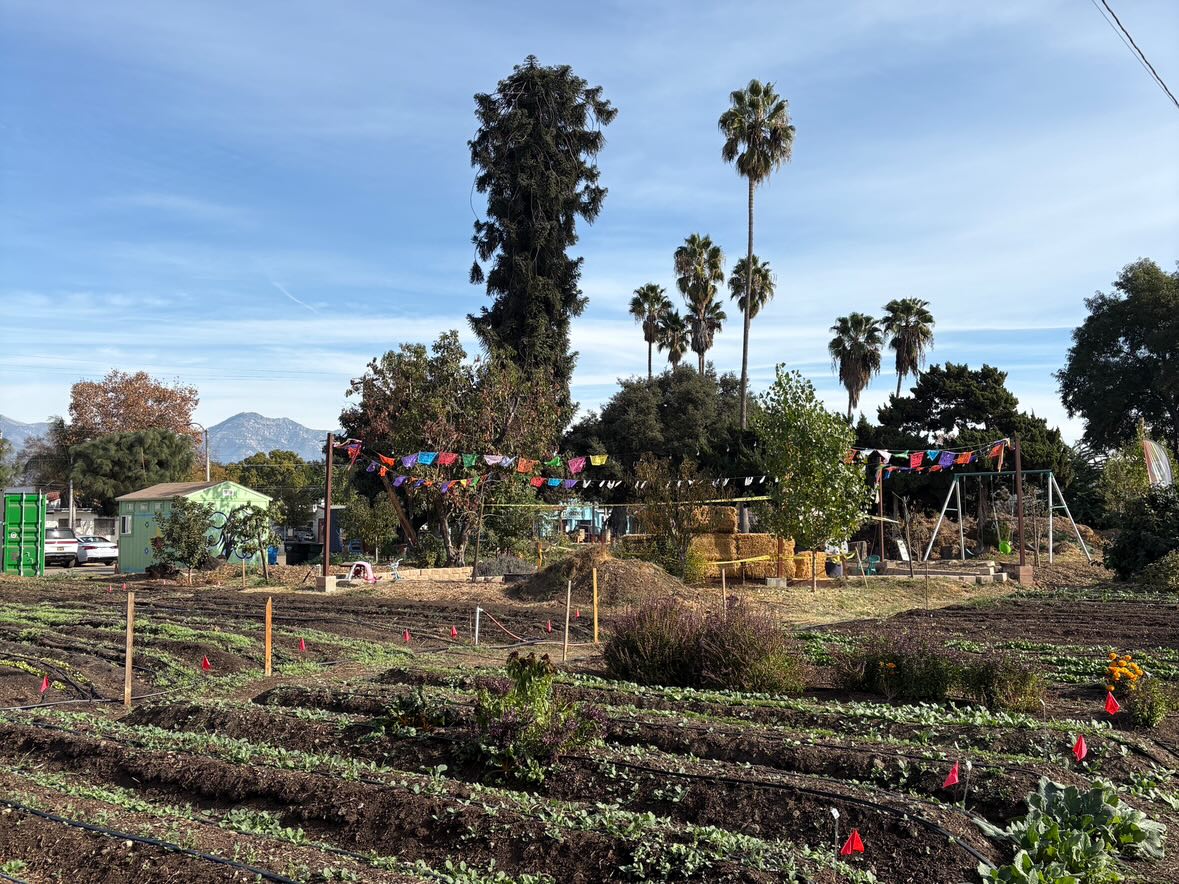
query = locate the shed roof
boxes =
[115,481,256,502]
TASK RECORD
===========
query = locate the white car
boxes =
[77,535,118,566]
[45,527,80,567]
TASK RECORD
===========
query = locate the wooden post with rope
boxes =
[123,592,135,711]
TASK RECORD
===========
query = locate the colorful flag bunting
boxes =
[955,451,972,465]
[546,478,561,487]
[840,830,864,856]
[462,454,477,468]
[438,452,458,466]
[378,466,387,478]
[516,458,538,473]
[909,452,923,468]
[590,454,609,466]
[943,760,960,788]
[418,452,438,466]
[563,479,577,489]
[500,456,517,468]
[393,476,407,487]
[529,476,544,487]
[401,454,418,468]
[366,462,377,473]
[938,451,955,468]
[544,456,562,467]
[484,454,504,466]
[440,481,453,493]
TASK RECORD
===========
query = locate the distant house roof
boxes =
[115,481,269,502]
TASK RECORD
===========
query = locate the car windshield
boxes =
[46,528,76,540]
[78,536,98,542]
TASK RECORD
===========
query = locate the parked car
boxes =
[77,535,118,566]
[45,527,79,567]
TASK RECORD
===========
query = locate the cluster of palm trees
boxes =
[629,78,794,432]
[827,299,936,420]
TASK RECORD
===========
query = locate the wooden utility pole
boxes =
[1013,435,1026,568]
[322,433,334,578]
[264,597,273,677]
[124,592,135,710]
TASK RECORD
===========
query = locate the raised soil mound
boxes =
[507,548,688,607]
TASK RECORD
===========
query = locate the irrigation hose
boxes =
[0,798,301,883]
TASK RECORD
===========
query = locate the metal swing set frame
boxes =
[923,469,1091,564]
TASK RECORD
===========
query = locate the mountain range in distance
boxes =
[0,412,334,463]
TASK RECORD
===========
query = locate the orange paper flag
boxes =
[840,829,864,856]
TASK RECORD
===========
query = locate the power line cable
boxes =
[1088,0,1179,111]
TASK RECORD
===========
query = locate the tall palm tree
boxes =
[629,283,672,380]
[719,79,795,430]
[828,313,883,421]
[657,310,690,368]
[881,298,935,397]
[688,300,727,374]
[673,234,726,374]
[728,255,775,320]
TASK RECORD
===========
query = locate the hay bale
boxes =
[791,551,827,581]
[736,534,791,578]
[690,533,737,578]
[693,506,738,534]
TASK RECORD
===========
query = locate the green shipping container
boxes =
[3,489,46,576]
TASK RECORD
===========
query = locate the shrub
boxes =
[699,603,807,694]
[471,652,603,784]
[603,598,704,687]
[836,633,957,703]
[1105,487,1179,580]
[1123,678,1175,729]
[980,778,1166,883]
[604,598,807,694]
[475,554,535,577]
[1139,550,1179,592]
[960,654,1045,713]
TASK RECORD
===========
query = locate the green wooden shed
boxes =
[116,481,272,574]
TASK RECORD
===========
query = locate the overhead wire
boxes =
[1087,0,1179,110]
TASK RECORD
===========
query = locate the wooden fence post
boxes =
[124,592,135,710]
[264,597,273,677]
[720,568,727,619]
[592,568,599,645]
[562,579,572,663]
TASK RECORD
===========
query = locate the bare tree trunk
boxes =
[739,177,755,430]
[648,341,653,381]
[847,391,854,421]
[896,372,902,398]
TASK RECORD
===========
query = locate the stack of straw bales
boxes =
[791,551,828,581]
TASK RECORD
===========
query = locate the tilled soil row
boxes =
[125,698,1004,882]
[0,719,780,884]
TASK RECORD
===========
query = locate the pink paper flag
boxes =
[943,760,960,788]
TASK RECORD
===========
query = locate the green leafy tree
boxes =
[341,332,562,566]
[719,79,795,429]
[70,429,196,515]
[0,436,16,488]
[629,283,672,380]
[1106,487,1179,582]
[152,497,216,585]
[224,450,322,528]
[222,502,283,581]
[632,454,716,580]
[881,298,935,397]
[468,56,617,430]
[340,493,402,561]
[656,310,690,369]
[1099,437,1178,522]
[755,368,870,585]
[1058,258,1179,458]
[828,313,884,420]
[674,233,726,373]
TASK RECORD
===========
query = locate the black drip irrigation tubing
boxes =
[0,649,100,699]
[0,798,300,883]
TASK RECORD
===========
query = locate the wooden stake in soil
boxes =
[264,597,273,678]
[562,579,572,663]
[592,567,600,644]
[123,592,135,710]
[241,555,247,589]
[720,568,727,619]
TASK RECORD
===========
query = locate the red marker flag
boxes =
[201,655,212,671]
[403,629,411,643]
[840,829,864,856]
[943,760,960,788]
[107,584,112,593]
[1073,734,1088,762]
[450,625,458,639]
[1105,692,1120,715]
[122,583,127,592]
[575,609,581,619]
[546,620,553,634]
[40,674,50,695]
[298,637,306,653]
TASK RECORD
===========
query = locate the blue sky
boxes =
[2,0,1177,441]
